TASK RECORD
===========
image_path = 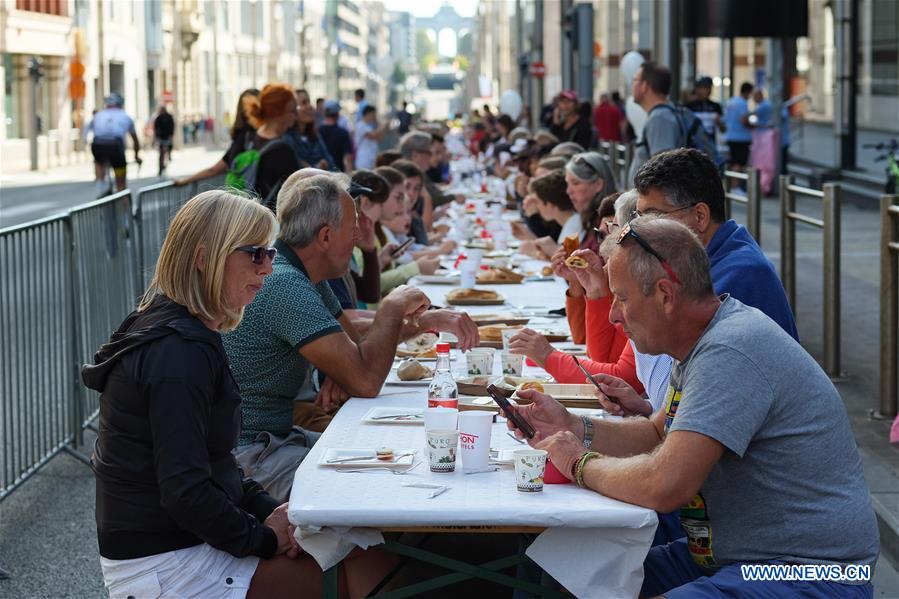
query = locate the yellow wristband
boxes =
[575,451,601,488]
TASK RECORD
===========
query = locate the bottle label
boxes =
[428,398,459,409]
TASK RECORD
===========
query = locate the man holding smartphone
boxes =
[507,217,878,598]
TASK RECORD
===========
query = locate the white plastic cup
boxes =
[493,228,508,251]
[501,352,524,376]
[458,410,493,471]
[424,407,458,431]
[514,449,548,492]
[467,249,485,269]
[459,261,478,289]
[501,328,519,351]
[490,203,503,221]
[465,350,493,376]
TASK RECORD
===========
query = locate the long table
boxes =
[288,259,658,598]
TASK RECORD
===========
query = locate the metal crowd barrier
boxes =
[0,215,79,501]
[880,195,899,419]
[0,176,223,503]
[779,175,842,377]
[598,141,633,189]
[69,191,141,443]
[723,168,762,243]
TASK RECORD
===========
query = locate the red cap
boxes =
[436,342,451,353]
[558,90,578,102]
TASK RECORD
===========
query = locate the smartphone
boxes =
[571,355,619,405]
[391,237,414,259]
[486,384,536,439]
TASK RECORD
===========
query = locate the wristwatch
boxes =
[581,415,594,448]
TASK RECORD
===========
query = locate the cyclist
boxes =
[153,105,175,176]
[86,93,141,198]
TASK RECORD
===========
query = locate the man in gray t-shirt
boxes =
[512,217,878,597]
[626,62,685,185]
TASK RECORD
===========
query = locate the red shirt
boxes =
[593,102,623,142]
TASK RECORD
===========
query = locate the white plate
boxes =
[319,447,417,468]
[361,406,425,425]
[415,274,460,285]
[490,448,521,465]
[385,370,432,386]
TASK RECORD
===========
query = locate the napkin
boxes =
[295,526,385,571]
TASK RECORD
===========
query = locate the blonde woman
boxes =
[82,190,391,598]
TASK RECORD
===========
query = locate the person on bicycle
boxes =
[153,105,175,176]
[86,93,141,198]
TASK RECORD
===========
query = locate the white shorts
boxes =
[100,543,260,599]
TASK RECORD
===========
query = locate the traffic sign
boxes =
[530,61,545,79]
[161,90,174,103]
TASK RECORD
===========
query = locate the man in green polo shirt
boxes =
[224,172,471,500]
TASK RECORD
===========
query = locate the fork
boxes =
[336,462,421,475]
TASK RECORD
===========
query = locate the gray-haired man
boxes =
[508,217,879,597]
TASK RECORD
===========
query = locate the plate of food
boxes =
[319,447,417,468]
[416,274,461,285]
[511,382,600,407]
[473,324,524,348]
[456,375,492,396]
[470,313,531,327]
[476,267,525,285]
[534,329,570,343]
[445,288,505,306]
[386,359,433,385]
[361,407,425,425]
[395,332,439,360]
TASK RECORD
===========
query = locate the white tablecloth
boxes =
[287,255,658,598]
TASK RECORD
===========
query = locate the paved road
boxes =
[0,145,226,229]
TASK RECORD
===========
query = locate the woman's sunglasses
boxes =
[236,245,277,265]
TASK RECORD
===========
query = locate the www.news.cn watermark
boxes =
[741,563,871,583]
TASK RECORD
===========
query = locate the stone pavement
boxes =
[1,189,898,598]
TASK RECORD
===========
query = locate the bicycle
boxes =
[863,139,899,194]
[156,138,173,176]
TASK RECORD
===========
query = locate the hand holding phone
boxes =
[391,237,414,259]
[486,384,536,439]
[571,355,619,405]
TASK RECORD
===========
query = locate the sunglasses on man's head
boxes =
[615,223,681,285]
[236,245,277,265]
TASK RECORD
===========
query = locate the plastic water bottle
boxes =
[427,343,458,408]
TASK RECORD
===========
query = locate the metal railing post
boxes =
[880,195,899,418]
[822,183,841,377]
[623,143,633,186]
[779,175,796,311]
[747,167,761,243]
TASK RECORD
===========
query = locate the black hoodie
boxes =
[82,295,279,560]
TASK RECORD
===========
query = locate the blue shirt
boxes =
[753,99,773,128]
[88,107,136,141]
[780,105,791,147]
[724,96,752,142]
[707,219,798,340]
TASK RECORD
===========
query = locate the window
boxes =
[871,0,898,95]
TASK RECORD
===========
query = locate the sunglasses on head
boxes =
[236,245,277,264]
[615,223,681,285]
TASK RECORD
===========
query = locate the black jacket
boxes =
[153,113,175,140]
[82,296,279,560]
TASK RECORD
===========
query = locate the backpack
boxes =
[647,103,725,171]
[225,132,262,191]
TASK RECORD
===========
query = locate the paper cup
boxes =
[501,328,519,351]
[424,407,458,431]
[459,261,478,289]
[426,429,459,472]
[501,352,524,376]
[466,350,493,376]
[514,449,548,492]
[458,411,493,471]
